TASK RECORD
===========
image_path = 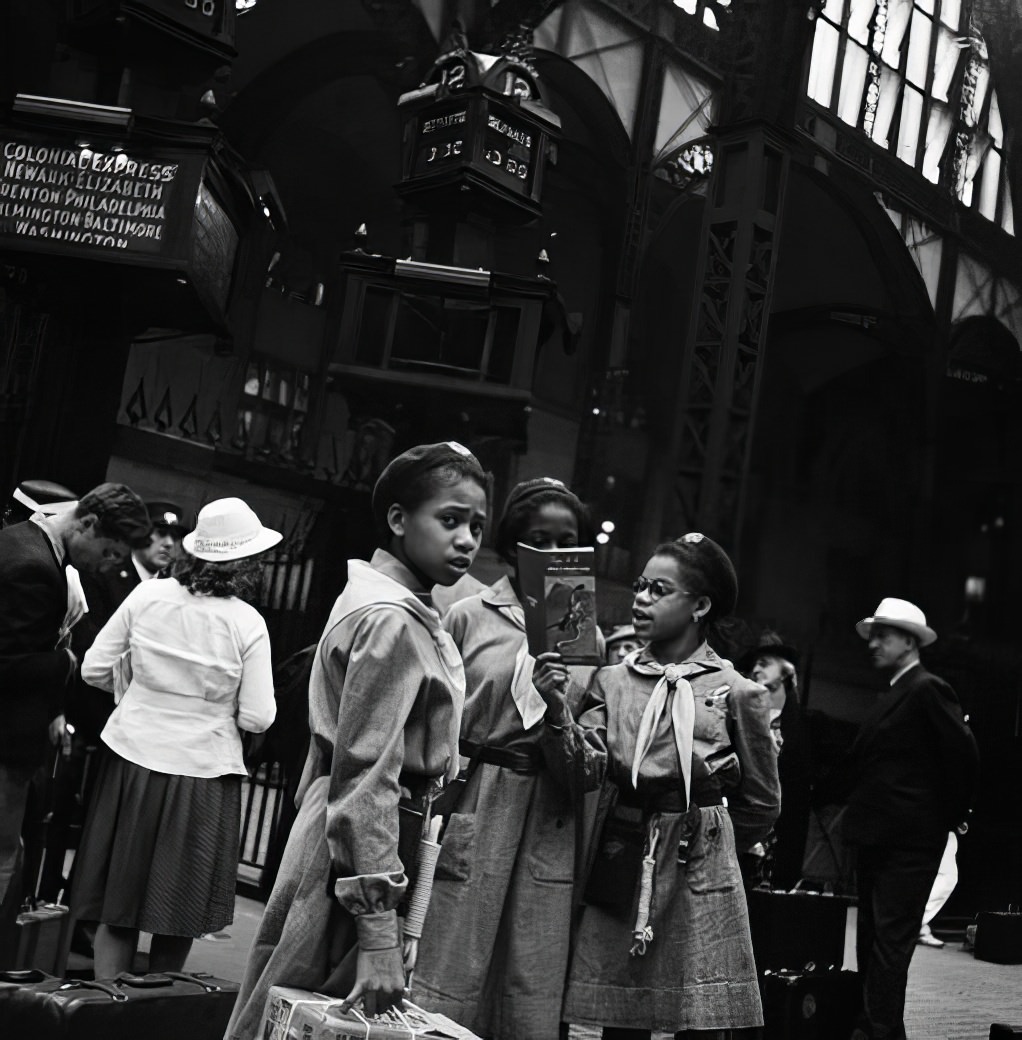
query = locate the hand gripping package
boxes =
[260,987,481,1040]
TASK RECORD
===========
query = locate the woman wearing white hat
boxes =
[72,498,281,978]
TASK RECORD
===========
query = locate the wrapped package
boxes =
[260,987,480,1040]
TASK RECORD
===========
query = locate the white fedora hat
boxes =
[182,498,282,562]
[855,597,937,647]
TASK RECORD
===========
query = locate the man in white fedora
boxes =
[844,598,979,1040]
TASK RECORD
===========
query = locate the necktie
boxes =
[497,603,549,730]
[625,655,708,804]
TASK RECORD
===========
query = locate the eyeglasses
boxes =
[631,576,690,601]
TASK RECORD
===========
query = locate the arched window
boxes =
[806,0,1014,235]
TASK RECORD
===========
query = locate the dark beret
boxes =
[671,532,738,620]
[371,441,483,534]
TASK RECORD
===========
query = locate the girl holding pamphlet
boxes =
[562,534,780,1039]
[414,477,607,1040]
[225,442,490,1040]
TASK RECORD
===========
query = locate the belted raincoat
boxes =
[225,551,465,1040]
[414,577,605,1040]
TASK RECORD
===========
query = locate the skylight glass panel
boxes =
[809,21,841,108]
[939,0,961,28]
[978,149,1001,220]
[988,92,1003,148]
[839,43,870,125]
[848,0,877,45]
[922,103,952,182]
[870,64,900,145]
[881,0,913,67]
[906,9,933,87]
[898,86,924,166]
[930,26,960,101]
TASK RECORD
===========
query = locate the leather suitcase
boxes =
[14,902,72,976]
[0,970,240,1039]
[747,888,854,972]
[974,910,1022,965]
[0,969,55,1006]
[761,967,862,1039]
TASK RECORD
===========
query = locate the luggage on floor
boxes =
[13,901,72,976]
[747,887,855,971]
[0,970,239,1039]
[974,908,1022,965]
[760,966,862,1039]
[262,986,481,1040]
[990,1026,1022,1038]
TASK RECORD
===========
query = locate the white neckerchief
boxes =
[60,565,89,645]
[321,552,466,780]
[624,647,717,804]
[481,576,547,730]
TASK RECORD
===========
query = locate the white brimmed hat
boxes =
[182,498,282,562]
[855,597,936,647]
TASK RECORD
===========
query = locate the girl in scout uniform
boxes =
[562,534,779,1039]
[414,478,606,1040]
[226,442,490,1039]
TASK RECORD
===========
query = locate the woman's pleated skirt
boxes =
[72,752,241,937]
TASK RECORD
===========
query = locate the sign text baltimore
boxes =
[0,142,180,254]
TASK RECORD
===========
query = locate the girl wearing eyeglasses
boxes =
[561,534,779,1039]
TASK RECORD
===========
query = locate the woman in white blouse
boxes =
[74,498,279,978]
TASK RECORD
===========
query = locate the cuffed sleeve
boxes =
[334,874,408,921]
[236,620,276,733]
[727,678,781,851]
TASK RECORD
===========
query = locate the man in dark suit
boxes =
[0,483,151,907]
[845,598,979,1040]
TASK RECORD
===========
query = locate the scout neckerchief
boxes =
[480,575,547,730]
[320,552,466,780]
[624,644,721,805]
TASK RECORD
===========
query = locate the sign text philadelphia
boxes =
[0,142,180,254]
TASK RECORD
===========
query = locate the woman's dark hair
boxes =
[172,555,264,601]
[495,483,595,564]
[652,533,738,628]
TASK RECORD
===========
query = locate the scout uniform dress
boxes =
[563,643,780,1034]
[414,576,605,1040]
[225,550,465,1040]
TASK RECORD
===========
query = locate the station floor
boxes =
[177,895,1022,1040]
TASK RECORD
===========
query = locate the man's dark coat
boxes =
[0,523,72,770]
[842,663,979,848]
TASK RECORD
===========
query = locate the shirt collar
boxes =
[132,552,158,582]
[479,574,521,610]
[30,516,65,565]
[369,548,433,606]
[631,640,724,672]
[889,660,920,687]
